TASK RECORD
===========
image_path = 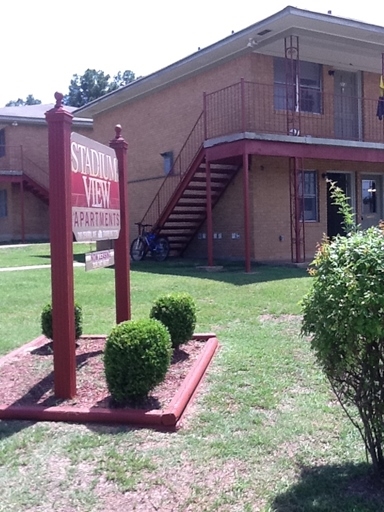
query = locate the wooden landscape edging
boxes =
[0,333,219,430]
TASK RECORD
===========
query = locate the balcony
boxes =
[204,80,384,145]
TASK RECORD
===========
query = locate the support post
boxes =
[243,146,251,273]
[45,93,76,399]
[20,180,25,243]
[110,125,130,324]
[289,157,305,263]
[205,159,213,266]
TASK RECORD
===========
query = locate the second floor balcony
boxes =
[204,80,384,145]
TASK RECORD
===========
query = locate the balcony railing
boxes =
[204,80,384,143]
[141,113,205,228]
[0,145,49,189]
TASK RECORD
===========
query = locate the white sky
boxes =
[1,0,383,107]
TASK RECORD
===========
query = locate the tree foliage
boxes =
[302,184,384,474]
[5,94,41,107]
[64,68,135,107]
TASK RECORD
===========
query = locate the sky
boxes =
[1,0,384,108]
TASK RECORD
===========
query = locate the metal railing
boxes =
[0,145,49,189]
[141,79,384,232]
[205,79,384,143]
[141,112,205,228]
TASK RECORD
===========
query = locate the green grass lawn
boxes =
[0,244,381,511]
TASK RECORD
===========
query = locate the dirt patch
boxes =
[0,337,206,411]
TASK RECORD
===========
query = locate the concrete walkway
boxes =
[0,262,84,272]
[0,243,87,271]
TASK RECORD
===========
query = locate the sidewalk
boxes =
[0,262,84,272]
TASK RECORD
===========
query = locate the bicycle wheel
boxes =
[152,237,170,262]
[130,238,145,261]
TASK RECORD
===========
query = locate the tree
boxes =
[64,68,135,108]
[110,70,136,90]
[5,94,41,107]
[302,183,384,474]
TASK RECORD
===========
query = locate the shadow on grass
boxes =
[31,253,86,264]
[130,258,309,286]
[270,462,384,512]
[0,420,37,440]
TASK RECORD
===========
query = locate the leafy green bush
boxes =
[302,183,384,474]
[104,318,172,402]
[41,302,83,340]
[150,293,196,348]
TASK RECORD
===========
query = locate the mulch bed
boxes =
[0,337,206,412]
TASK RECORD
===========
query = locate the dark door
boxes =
[327,172,352,238]
[334,71,358,140]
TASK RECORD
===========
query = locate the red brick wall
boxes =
[91,54,255,237]
[0,120,92,242]
[82,51,384,262]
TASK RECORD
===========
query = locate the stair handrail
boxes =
[22,155,49,190]
[141,111,205,229]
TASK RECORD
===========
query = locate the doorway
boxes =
[327,172,353,238]
[334,70,359,140]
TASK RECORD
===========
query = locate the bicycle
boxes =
[130,223,170,262]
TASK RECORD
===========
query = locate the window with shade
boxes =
[0,129,5,158]
[274,57,322,114]
[0,190,7,218]
[299,171,318,221]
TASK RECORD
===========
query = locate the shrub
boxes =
[150,293,196,348]
[104,318,172,402]
[302,183,384,474]
[41,302,83,340]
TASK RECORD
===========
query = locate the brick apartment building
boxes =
[76,8,384,264]
[0,104,92,243]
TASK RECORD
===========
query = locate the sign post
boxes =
[110,125,130,323]
[46,96,130,399]
[45,93,76,399]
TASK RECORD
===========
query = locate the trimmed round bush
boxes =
[41,302,83,340]
[150,293,196,348]
[104,318,172,402]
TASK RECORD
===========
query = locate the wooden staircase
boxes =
[140,110,241,257]
[161,160,239,256]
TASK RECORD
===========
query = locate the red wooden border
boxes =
[0,334,219,430]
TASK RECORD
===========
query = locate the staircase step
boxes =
[169,211,205,217]
[199,163,238,171]
[187,184,225,192]
[191,175,233,184]
[181,191,220,199]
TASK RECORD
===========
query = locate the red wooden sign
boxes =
[71,132,120,241]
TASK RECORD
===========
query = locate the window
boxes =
[274,58,322,114]
[0,190,7,218]
[362,179,377,214]
[0,129,5,158]
[299,171,318,221]
[161,151,173,175]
